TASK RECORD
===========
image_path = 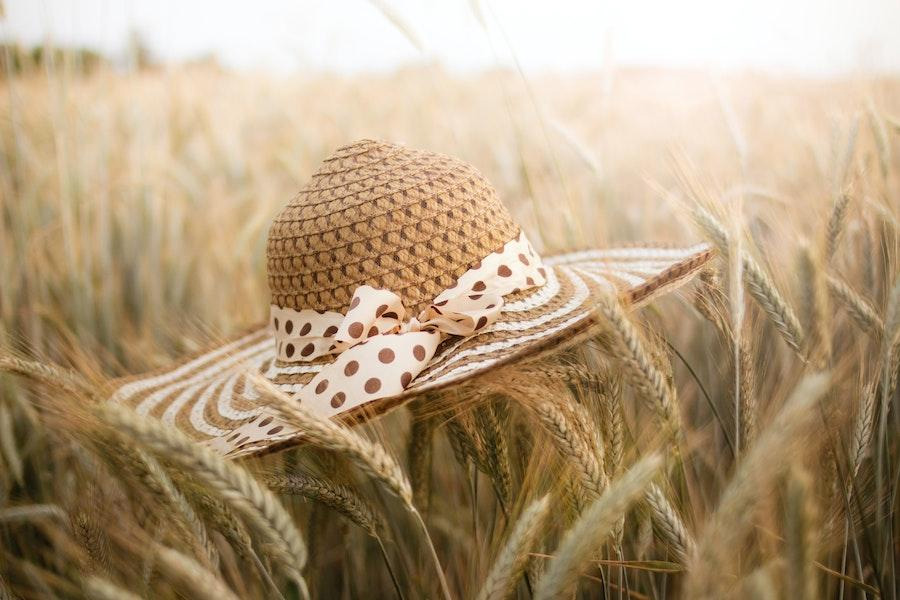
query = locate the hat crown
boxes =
[266,140,520,315]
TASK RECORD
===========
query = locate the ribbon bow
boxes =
[269,231,546,418]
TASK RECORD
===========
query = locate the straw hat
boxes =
[109,139,713,458]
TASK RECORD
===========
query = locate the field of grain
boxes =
[0,59,898,599]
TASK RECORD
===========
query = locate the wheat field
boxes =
[0,55,898,599]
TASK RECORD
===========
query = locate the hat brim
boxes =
[107,242,713,458]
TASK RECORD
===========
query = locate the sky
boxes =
[3,0,900,76]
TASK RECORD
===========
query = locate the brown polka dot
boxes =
[486,303,496,309]
[299,322,312,336]
[469,294,482,300]
[324,325,338,337]
[476,316,488,329]
[344,360,359,376]
[400,372,412,387]
[382,311,398,320]
[375,304,388,317]
[285,343,295,358]
[274,317,279,331]
[368,325,379,337]
[413,345,426,361]
[365,378,382,393]
[435,299,448,306]
[519,253,530,265]
[497,265,512,277]
[267,426,284,435]
[378,348,395,363]
[330,392,346,408]
[348,322,364,338]
[526,277,535,286]
[472,281,486,292]
[315,379,329,394]
[301,343,315,357]
[259,416,273,427]
[350,296,361,309]
[538,267,547,278]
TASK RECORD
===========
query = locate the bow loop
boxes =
[414,292,504,336]
[335,286,407,346]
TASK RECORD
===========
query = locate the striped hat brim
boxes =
[107,242,713,458]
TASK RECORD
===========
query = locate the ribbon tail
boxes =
[296,330,442,418]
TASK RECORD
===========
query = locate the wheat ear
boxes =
[645,483,695,565]
[95,404,307,589]
[849,385,876,479]
[521,391,607,497]
[534,454,663,600]
[267,474,380,537]
[826,192,852,263]
[0,353,92,396]
[827,274,884,336]
[691,205,806,355]
[254,378,412,508]
[111,442,216,567]
[594,293,681,437]
[406,403,437,511]
[476,495,551,600]
[253,378,452,600]
[474,400,513,509]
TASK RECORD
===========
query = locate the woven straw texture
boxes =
[267,139,519,315]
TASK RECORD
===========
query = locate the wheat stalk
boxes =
[95,404,308,589]
[534,454,663,600]
[798,243,831,365]
[475,495,551,600]
[784,468,818,600]
[686,374,830,597]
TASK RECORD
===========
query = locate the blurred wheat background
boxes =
[1,17,899,600]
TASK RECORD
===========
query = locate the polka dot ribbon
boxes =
[269,230,547,418]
